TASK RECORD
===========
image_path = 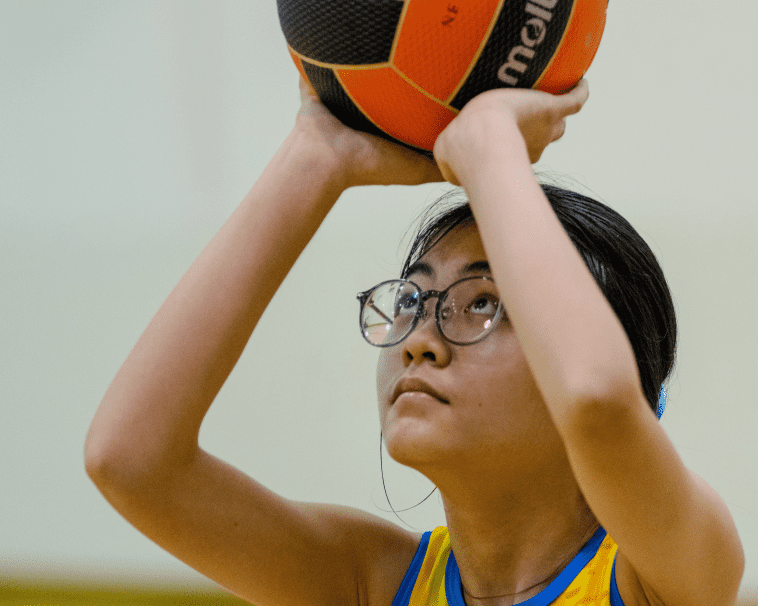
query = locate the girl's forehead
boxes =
[426,223,485,262]
[411,224,488,279]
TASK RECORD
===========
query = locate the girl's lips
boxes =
[392,377,449,404]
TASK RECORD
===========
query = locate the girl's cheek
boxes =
[468,329,515,361]
[472,338,500,359]
[376,350,395,403]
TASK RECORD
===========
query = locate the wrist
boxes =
[277,123,352,204]
[454,117,531,191]
[435,96,530,189]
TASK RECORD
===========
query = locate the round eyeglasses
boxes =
[356,276,505,347]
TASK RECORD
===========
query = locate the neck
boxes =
[436,469,598,606]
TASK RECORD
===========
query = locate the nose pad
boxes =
[417,305,432,324]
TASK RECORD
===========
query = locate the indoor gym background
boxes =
[1,2,757,604]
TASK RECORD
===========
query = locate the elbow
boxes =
[85,395,200,498]
[84,418,108,483]
[85,400,140,490]
[84,433,177,507]
[84,415,203,522]
[84,422,181,495]
[84,429,174,518]
[83,432,102,484]
[84,426,132,491]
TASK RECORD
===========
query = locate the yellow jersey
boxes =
[392,526,624,606]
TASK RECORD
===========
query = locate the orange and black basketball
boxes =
[278,0,606,153]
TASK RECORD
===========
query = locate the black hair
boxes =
[400,185,677,414]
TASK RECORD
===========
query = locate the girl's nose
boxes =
[401,311,452,367]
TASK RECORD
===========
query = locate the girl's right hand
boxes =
[294,77,444,189]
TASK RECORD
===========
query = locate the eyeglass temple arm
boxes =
[356,292,396,326]
[367,302,393,325]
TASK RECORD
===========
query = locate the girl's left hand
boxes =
[433,80,589,185]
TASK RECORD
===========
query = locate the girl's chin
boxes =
[382,423,452,469]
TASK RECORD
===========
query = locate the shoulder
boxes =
[611,470,743,606]
[313,505,423,606]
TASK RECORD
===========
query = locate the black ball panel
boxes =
[278,0,403,65]
[451,1,574,110]
[302,61,389,136]
[302,60,433,157]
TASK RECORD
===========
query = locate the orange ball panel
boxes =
[535,0,606,93]
[337,66,458,151]
[393,0,502,102]
[289,48,310,86]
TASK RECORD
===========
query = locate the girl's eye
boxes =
[466,295,499,316]
[395,293,419,315]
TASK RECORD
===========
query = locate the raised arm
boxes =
[84,81,440,606]
[433,83,744,606]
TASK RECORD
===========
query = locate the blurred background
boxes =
[2,1,757,604]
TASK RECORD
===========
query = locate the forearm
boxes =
[85,129,344,480]
[457,124,642,425]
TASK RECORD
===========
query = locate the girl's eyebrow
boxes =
[404,261,433,279]
[464,260,491,275]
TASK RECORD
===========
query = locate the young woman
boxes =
[85,79,744,606]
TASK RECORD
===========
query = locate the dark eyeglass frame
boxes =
[356,276,504,347]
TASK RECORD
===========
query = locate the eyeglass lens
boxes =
[360,278,501,347]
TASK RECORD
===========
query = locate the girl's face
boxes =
[376,224,563,478]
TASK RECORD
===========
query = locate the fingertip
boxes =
[554,118,567,141]
[298,76,317,98]
[563,79,589,114]
[576,79,589,101]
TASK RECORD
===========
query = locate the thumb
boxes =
[434,158,461,186]
[556,79,589,117]
[298,76,318,103]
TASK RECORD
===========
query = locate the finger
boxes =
[394,147,446,185]
[552,118,567,142]
[298,76,317,102]
[414,156,447,185]
[440,164,460,186]
[432,156,460,186]
[557,79,589,116]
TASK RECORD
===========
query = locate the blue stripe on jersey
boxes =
[444,527,608,606]
[610,557,626,606]
[391,531,432,606]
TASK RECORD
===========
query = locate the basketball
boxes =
[278,0,607,153]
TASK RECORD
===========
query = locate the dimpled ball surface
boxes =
[278,0,606,152]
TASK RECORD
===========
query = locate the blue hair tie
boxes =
[656,385,667,419]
